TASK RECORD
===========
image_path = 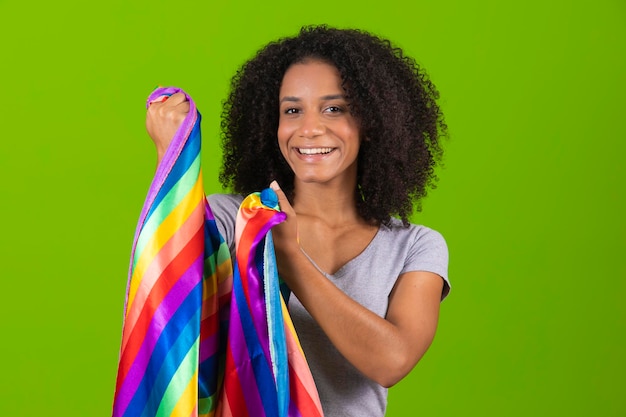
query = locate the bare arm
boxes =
[145,96,444,386]
[270,182,444,388]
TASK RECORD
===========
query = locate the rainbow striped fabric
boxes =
[112,87,323,417]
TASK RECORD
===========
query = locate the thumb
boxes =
[270,181,297,220]
[270,181,299,243]
[270,180,290,210]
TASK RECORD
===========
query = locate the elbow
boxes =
[378,375,403,389]
[372,352,419,388]
[371,338,434,388]
[375,328,438,387]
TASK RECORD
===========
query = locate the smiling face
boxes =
[278,60,361,188]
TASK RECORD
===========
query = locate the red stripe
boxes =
[199,309,218,341]
[116,226,204,390]
[235,209,275,307]
[221,346,250,416]
[289,363,323,417]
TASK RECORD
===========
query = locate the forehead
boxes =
[279,60,343,96]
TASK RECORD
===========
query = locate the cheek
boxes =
[277,125,290,157]
[340,124,361,146]
[277,121,293,146]
[277,124,285,142]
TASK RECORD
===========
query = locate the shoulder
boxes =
[381,218,450,299]
[207,193,244,218]
[382,218,447,252]
[206,194,244,251]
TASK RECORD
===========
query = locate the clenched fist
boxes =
[146,92,190,163]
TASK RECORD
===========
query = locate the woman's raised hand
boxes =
[146,92,190,162]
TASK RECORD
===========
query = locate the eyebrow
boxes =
[279,94,346,103]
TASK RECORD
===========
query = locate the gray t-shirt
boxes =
[207,193,450,417]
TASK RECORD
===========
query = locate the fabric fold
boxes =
[112,87,323,417]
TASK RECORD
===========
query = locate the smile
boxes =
[297,147,334,155]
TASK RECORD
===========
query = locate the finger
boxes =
[148,95,168,105]
[166,92,188,106]
[176,100,190,113]
[148,95,188,121]
[165,93,190,117]
[148,92,186,109]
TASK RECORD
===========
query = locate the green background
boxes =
[1,0,624,415]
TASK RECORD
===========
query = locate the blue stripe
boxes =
[198,349,218,398]
[122,280,203,417]
[264,232,289,417]
[141,309,201,417]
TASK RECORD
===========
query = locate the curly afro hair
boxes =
[220,25,447,226]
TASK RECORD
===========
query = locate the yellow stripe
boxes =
[281,297,306,356]
[216,260,233,284]
[170,369,199,417]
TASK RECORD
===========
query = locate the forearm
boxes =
[155,149,165,169]
[280,248,432,387]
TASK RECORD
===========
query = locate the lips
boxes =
[297,147,334,155]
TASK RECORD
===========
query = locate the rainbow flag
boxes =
[112,87,323,417]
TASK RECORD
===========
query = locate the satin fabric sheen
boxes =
[112,87,323,417]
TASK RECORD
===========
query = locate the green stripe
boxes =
[198,392,218,415]
[203,241,231,277]
[216,242,231,265]
[155,337,200,417]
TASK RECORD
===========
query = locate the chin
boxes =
[297,176,330,184]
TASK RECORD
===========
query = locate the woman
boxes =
[147,25,449,416]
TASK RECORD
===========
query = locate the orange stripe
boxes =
[289,362,323,417]
[201,268,219,320]
[200,259,232,319]
[215,391,233,417]
[284,303,324,415]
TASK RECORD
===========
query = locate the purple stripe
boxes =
[228,287,266,416]
[115,254,204,412]
[204,200,215,221]
[288,399,304,417]
[241,211,287,370]
[199,332,218,362]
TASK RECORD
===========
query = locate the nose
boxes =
[298,111,324,138]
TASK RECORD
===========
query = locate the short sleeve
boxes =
[206,194,244,259]
[402,226,450,300]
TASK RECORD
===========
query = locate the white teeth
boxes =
[298,147,333,155]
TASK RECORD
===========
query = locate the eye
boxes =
[325,105,344,114]
[283,107,300,115]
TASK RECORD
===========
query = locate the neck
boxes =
[292,177,362,226]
